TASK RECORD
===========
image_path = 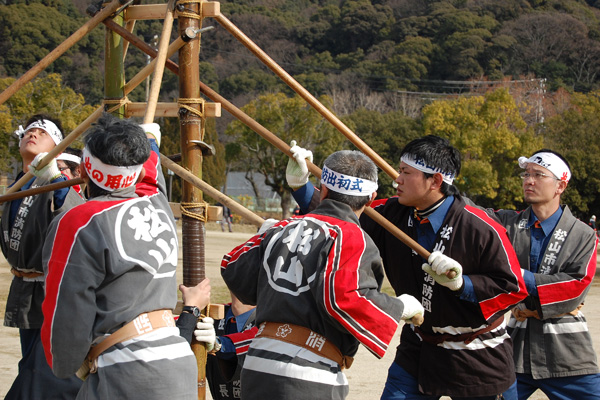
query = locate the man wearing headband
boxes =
[222,150,424,399]
[494,149,600,399]
[40,113,197,399]
[288,135,526,399]
[2,114,84,399]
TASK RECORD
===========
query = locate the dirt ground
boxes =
[1,223,598,399]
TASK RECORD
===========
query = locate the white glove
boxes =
[258,218,278,235]
[397,294,424,325]
[422,251,464,291]
[29,152,61,182]
[194,317,217,351]
[286,140,313,189]
[140,123,161,147]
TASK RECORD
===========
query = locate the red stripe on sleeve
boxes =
[465,205,527,320]
[321,216,398,358]
[41,199,128,368]
[537,238,597,306]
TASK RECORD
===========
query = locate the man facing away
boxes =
[289,136,528,399]
[41,114,197,399]
[494,149,600,399]
[221,150,424,400]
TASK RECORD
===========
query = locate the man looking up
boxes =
[221,150,424,400]
[289,136,527,399]
[3,114,83,399]
[496,150,600,399]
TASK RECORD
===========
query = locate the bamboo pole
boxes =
[0,178,84,204]
[123,35,189,96]
[144,0,176,124]
[105,5,126,118]
[102,19,179,75]
[213,13,438,265]
[122,20,136,60]
[177,1,207,398]
[104,12,434,263]
[5,106,105,195]
[0,0,125,107]
[214,14,399,179]
[160,156,263,226]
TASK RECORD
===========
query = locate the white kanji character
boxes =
[17,207,29,218]
[440,225,453,240]
[219,384,229,398]
[133,313,152,334]
[13,217,24,230]
[424,273,435,285]
[554,229,568,241]
[422,297,432,312]
[127,206,153,241]
[543,252,557,266]
[432,242,446,253]
[282,221,319,255]
[274,255,304,286]
[10,229,22,241]
[306,332,326,351]
[149,237,178,267]
[547,242,562,253]
[422,283,433,299]
[22,196,34,206]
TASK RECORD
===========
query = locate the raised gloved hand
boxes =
[29,152,62,182]
[258,218,279,235]
[194,317,217,351]
[397,294,424,326]
[286,140,313,189]
[422,251,464,291]
[140,123,161,147]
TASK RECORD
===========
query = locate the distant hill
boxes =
[3,0,600,107]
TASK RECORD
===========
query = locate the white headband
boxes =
[518,152,571,182]
[321,165,378,197]
[82,148,143,192]
[401,153,456,185]
[14,119,63,146]
[57,153,81,164]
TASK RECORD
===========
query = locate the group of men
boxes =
[1,112,599,400]
[220,136,600,399]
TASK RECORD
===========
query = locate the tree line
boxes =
[1,0,600,219]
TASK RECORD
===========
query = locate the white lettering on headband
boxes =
[14,119,63,146]
[82,148,143,192]
[518,152,571,182]
[321,165,378,197]
[57,153,81,164]
[400,153,456,185]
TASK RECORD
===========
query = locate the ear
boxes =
[430,173,444,190]
[80,164,89,182]
[556,180,567,195]
[320,185,329,201]
[365,191,377,208]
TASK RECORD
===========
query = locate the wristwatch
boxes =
[182,306,201,318]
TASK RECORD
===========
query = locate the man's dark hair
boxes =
[25,114,64,139]
[83,113,150,198]
[401,135,461,196]
[60,147,82,177]
[322,150,378,211]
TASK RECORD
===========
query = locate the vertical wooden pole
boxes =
[105,7,125,117]
[178,1,207,399]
